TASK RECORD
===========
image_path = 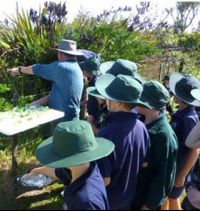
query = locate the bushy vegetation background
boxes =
[0,1,200,209]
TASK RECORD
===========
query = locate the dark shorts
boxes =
[169,186,185,199]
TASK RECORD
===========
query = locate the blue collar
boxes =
[107,111,138,123]
[173,106,196,119]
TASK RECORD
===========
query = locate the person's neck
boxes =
[70,163,91,183]
[178,103,190,111]
[114,106,132,113]
[144,110,160,125]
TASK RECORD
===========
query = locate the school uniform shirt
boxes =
[133,113,178,209]
[87,75,99,117]
[32,60,84,121]
[97,112,150,210]
[171,106,199,171]
[55,163,109,210]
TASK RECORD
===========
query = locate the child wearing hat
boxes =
[100,59,144,84]
[182,89,200,210]
[168,73,200,210]
[133,80,178,210]
[79,57,101,118]
[94,74,150,210]
[86,87,109,135]
[27,120,114,210]
[162,74,174,115]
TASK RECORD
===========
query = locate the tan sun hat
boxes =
[54,39,83,56]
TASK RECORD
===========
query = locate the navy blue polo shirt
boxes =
[171,106,199,170]
[55,163,109,210]
[97,112,150,210]
[33,60,84,121]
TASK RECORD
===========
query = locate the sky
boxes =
[0,0,177,22]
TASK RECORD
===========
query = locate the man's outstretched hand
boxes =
[8,67,20,77]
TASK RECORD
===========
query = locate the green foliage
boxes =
[0,3,68,107]
[0,2,199,209]
[66,17,160,62]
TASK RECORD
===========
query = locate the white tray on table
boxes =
[0,106,64,136]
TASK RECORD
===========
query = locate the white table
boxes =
[0,106,64,180]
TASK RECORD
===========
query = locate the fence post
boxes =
[179,58,185,73]
[159,63,164,81]
[168,62,171,74]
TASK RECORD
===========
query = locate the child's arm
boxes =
[174,148,200,188]
[28,166,58,180]
[186,123,200,148]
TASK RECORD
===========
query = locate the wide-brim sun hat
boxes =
[36,121,114,168]
[77,49,99,62]
[79,57,101,73]
[191,89,200,103]
[100,61,115,75]
[169,72,200,107]
[136,80,170,110]
[100,59,144,84]
[86,87,105,100]
[100,59,138,75]
[95,74,143,104]
[53,39,84,56]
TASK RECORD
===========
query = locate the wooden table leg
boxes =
[11,135,18,183]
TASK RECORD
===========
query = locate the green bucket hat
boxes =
[136,80,170,110]
[100,59,144,84]
[79,57,100,73]
[102,59,137,75]
[95,74,143,104]
[169,72,200,107]
[35,120,114,168]
[86,87,105,100]
[100,61,115,75]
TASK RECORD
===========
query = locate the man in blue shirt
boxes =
[26,120,114,210]
[95,74,150,210]
[9,39,84,122]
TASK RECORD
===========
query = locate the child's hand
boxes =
[26,168,41,178]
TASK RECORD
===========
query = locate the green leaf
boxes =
[0,41,10,49]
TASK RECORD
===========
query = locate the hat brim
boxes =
[86,87,105,100]
[135,99,153,109]
[96,74,140,104]
[135,99,166,110]
[169,73,200,107]
[100,61,115,74]
[134,73,145,84]
[36,137,114,168]
[191,89,200,103]
[52,48,84,56]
